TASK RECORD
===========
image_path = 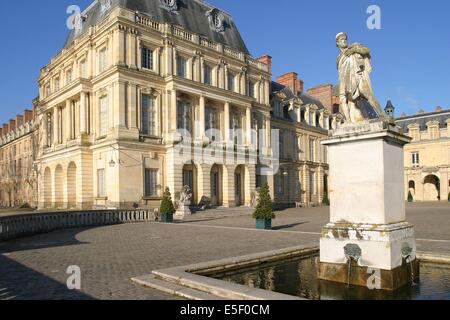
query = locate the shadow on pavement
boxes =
[0,254,94,300]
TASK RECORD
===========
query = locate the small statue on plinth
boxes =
[174,185,193,220]
[336,32,384,124]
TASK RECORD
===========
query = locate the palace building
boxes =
[1,0,338,210]
[0,109,37,207]
[396,106,450,202]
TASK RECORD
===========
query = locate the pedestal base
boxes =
[318,222,419,290]
[174,206,192,220]
[318,260,420,291]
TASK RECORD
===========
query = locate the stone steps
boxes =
[132,274,226,300]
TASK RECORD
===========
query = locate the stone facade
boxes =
[0,110,38,207]
[396,107,450,202]
[1,0,337,210]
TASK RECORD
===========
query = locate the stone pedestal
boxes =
[174,205,192,221]
[318,120,419,290]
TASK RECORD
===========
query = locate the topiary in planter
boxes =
[322,193,330,206]
[407,191,414,203]
[448,192,450,202]
[160,188,176,223]
[253,182,275,230]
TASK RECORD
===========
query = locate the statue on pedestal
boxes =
[336,32,383,123]
[175,185,192,220]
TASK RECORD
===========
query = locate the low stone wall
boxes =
[0,210,154,242]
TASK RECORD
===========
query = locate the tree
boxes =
[253,182,275,220]
[407,191,414,203]
[160,188,176,215]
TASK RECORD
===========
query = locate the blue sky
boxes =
[0,0,449,123]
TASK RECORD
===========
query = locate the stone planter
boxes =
[256,219,272,230]
[160,213,174,223]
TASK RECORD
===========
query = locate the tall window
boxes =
[46,113,53,147]
[275,174,284,194]
[141,95,156,136]
[99,47,107,73]
[99,96,108,137]
[231,112,241,145]
[274,100,283,117]
[279,131,285,159]
[411,152,420,167]
[177,101,192,134]
[57,108,63,144]
[54,78,60,91]
[177,56,187,78]
[309,138,316,162]
[97,169,106,197]
[227,73,235,92]
[80,59,87,78]
[204,64,212,85]
[144,169,158,197]
[205,107,218,141]
[66,69,72,85]
[142,47,153,70]
[248,81,255,98]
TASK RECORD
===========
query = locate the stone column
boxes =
[53,108,60,145]
[65,100,72,141]
[173,49,178,76]
[170,89,177,132]
[222,164,236,207]
[128,31,137,69]
[155,47,161,75]
[80,91,87,135]
[265,116,271,151]
[246,107,252,146]
[199,96,205,140]
[129,84,138,130]
[224,102,230,144]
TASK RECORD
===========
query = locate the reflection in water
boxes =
[217,256,450,300]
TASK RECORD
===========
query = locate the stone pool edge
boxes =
[131,246,450,300]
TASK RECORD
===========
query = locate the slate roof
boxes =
[396,109,450,132]
[271,81,325,110]
[65,0,249,54]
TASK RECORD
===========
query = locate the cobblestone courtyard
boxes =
[0,203,448,300]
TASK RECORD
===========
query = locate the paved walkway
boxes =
[0,202,448,300]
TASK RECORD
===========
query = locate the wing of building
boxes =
[396,107,450,202]
[1,0,342,210]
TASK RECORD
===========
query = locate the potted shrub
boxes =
[253,182,275,230]
[160,187,175,223]
[407,191,414,203]
[448,192,450,203]
[322,193,330,206]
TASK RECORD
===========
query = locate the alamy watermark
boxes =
[367,5,382,30]
[66,265,81,290]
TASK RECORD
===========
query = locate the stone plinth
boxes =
[318,120,419,290]
[174,205,192,220]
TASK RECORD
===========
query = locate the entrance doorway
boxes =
[235,165,245,206]
[423,175,440,201]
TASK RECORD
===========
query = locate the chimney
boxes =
[9,119,16,131]
[436,106,442,112]
[296,79,304,94]
[307,84,338,113]
[0,128,3,137]
[3,124,10,135]
[277,72,303,95]
[24,109,33,123]
[257,55,272,74]
[16,115,24,127]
